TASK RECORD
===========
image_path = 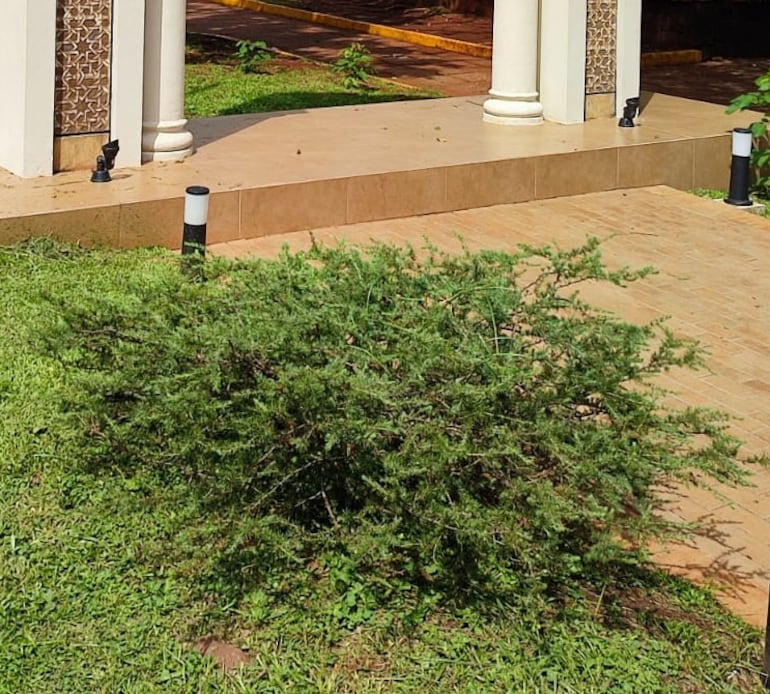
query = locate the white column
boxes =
[616,0,643,116]
[483,0,543,126]
[540,0,587,124]
[142,0,194,162]
[0,0,56,177]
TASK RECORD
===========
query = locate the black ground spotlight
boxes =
[618,97,640,128]
[724,127,753,206]
[91,139,120,183]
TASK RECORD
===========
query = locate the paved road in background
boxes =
[187,0,491,96]
[189,1,770,104]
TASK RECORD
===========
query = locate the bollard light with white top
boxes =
[182,186,210,256]
[724,128,753,206]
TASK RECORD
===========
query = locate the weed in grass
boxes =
[234,39,272,74]
[333,42,376,90]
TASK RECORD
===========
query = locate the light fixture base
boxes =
[724,197,753,207]
[90,158,112,183]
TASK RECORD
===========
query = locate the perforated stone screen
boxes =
[585,0,617,95]
[54,0,112,136]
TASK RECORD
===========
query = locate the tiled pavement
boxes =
[211,185,770,628]
[0,92,754,249]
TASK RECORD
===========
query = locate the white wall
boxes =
[111,0,147,167]
[539,0,587,124]
[616,0,643,115]
[0,0,57,177]
[0,0,56,176]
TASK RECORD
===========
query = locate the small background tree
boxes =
[727,68,770,197]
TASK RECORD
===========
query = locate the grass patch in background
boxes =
[0,238,766,692]
[184,33,441,118]
[690,187,770,218]
[689,188,728,200]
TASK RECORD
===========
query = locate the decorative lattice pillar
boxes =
[483,0,543,126]
[53,0,113,171]
[584,0,618,119]
[142,0,193,162]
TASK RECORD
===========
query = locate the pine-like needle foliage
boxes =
[41,238,749,604]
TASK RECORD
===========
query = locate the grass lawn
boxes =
[0,238,766,692]
[184,34,442,119]
[690,188,770,218]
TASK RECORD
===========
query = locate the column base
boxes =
[483,96,543,126]
[142,146,195,163]
[141,118,195,163]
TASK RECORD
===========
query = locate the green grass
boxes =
[184,35,441,119]
[690,187,770,218]
[689,188,728,201]
[0,239,765,692]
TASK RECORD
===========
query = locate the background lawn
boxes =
[185,33,441,118]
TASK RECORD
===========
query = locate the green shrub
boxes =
[333,42,376,89]
[234,39,272,74]
[40,239,748,606]
[727,68,770,197]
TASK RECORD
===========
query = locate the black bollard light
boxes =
[181,186,210,277]
[724,127,753,206]
[182,185,210,256]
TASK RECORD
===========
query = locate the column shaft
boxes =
[483,0,543,125]
[142,0,194,162]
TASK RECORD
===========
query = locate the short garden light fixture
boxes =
[182,185,210,258]
[90,139,120,183]
[724,127,753,206]
[618,97,640,128]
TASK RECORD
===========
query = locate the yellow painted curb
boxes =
[209,0,492,59]
[641,49,703,68]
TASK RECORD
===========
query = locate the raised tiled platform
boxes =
[0,92,758,249]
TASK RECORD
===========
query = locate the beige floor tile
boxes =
[0,93,760,249]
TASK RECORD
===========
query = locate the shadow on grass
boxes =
[215,88,438,116]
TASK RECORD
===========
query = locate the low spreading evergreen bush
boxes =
[41,239,748,605]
